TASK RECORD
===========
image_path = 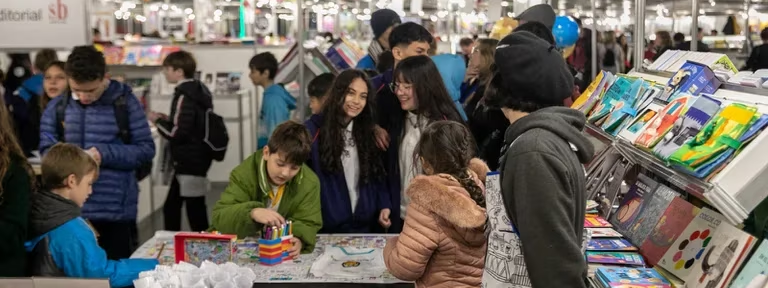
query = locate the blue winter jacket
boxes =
[39,80,156,221]
[355,54,376,70]
[17,74,44,102]
[432,54,468,121]
[25,190,157,288]
[304,115,391,233]
[258,84,297,148]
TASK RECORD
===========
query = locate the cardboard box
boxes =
[0,278,109,288]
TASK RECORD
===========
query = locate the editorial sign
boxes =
[0,0,88,49]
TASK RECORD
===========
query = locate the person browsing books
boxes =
[250,52,297,149]
[25,143,157,287]
[305,69,390,233]
[384,121,490,287]
[211,121,321,257]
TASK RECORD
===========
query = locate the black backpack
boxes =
[203,108,228,161]
[603,45,616,67]
[55,92,153,181]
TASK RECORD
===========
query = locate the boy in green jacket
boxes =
[211,121,321,256]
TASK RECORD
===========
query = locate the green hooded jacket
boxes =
[211,150,322,253]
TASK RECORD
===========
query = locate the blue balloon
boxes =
[552,16,579,48]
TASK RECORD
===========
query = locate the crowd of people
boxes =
[0,4,615,288]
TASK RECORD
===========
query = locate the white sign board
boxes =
[0,0,89,49]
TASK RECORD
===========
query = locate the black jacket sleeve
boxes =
[0,159,31,277]
[502,151,587,288]
[156,94,196,143]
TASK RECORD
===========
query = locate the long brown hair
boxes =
[0,93,35,202]
[472,38,500,85]
[41,61,67,111]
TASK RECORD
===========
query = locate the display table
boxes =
[131,231,412,287]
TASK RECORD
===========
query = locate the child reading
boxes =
[305,69,390,233]
[211,121,321,256]
[25,143,157,287]
[308,73,334,115]
[384,121,489,287]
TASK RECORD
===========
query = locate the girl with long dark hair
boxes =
[305,69,391,233]
[0,94,35,276]
[383,55,464,231]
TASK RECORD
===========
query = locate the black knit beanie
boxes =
[371,9,401,39]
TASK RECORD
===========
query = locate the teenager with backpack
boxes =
[38,46,155,260]
[599,32,624,74]
[149,51,228,232]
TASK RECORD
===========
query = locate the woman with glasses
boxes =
[382,55,464,232]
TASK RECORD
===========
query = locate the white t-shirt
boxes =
[341,121,360,213]
[399,112,428,219]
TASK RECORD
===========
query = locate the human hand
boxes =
[250,208,285,226]
[374,125,390,151]
[378,209,391,229]
[147,111,168,123]
[288,237,302,257]
[86,147,102,165]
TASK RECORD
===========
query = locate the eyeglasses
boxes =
[389,82,412,93]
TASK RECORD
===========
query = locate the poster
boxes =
[0,0,88,49]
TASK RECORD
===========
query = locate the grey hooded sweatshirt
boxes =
[483,106,595,288]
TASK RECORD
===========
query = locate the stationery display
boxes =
[258,221,294,266]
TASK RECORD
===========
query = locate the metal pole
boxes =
[591,0,597,80]
[672,0,676,33]
[634,0,645,71]
[297,0,306,120]
[745,3,752,54]
[691,0,698,51]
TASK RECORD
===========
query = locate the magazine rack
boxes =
[585,70,768,225]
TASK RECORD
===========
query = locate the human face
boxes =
[468,46,484,73]
[460,43,473,55]
[392,41,431,63]
[309,97,324,115]
[162,66,184,84]
[69,78,107,105]
[342,77,368,122]
[68,171,96,207]
[263,147,301,186]
[44,65,67,98]
[394,76,416,111]
[378,26,396,50]
[249,68,268,87]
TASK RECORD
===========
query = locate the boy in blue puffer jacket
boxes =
[39,46,155,260]
[26,143,157,287]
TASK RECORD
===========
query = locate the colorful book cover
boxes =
[684,221,756,288]
[660,61,722,101]
[602,78,645,135]
[588,76,634,123]
[730,240,768,288]
[589,228,624,238]
[587,238,638,251]
[618,99,669,143]
[586,215,613,228]
[658,208,727,280]
[573,71,608,111]
[653,94,722,161]
[696,114,768,180]
[639,197,700,266]
[586,251,646,266]
[610,174,659,236]
[624,184,680,246]
[596,267,672,287]
[669,103,759,171]
[635,95,693,149]
[103,46,123,65]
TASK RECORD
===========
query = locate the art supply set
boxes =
[174,232,237,266]
[259,221,294,266]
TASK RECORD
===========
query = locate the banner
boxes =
[0,0,88,49]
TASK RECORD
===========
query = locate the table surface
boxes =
[132,231,410,285]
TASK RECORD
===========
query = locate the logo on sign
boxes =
[49,0,68,23]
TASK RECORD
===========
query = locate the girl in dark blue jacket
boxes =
[305,69,391,233]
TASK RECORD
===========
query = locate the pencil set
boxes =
[258,221,294,266]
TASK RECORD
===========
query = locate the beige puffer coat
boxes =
[384,159,489,288]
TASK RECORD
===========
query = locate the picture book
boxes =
[730,240,768,288]
[589,228,624,238]
[658,208,727,280]
[618,99,669,143]
[601,78,645,135]
[587,238,638,251]
[639,197,700,266]
[635,95,694,149]
[595,267,672,288]
[697,114,768,180]
[669,103,759,171]
[659,61,721,101]
[653,94,722,161]
[624,183,680,246]
[586,215,613,228]
[573,71,611,113]
[610,174,659,237]
[586,251,646,266]
[588,76,634,124]
[684,221,756,288]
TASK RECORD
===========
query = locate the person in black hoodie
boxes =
[148,51,214,232]
[481,31,595,288]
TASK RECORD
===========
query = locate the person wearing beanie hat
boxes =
[481,31,594,288]
[514,3,556,30]
[356,9,401,70]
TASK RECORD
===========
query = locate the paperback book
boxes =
[587,238,638,251]
[586,251,646,266]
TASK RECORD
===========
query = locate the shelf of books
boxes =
[274,43,340,89]
[579,50,768,288]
